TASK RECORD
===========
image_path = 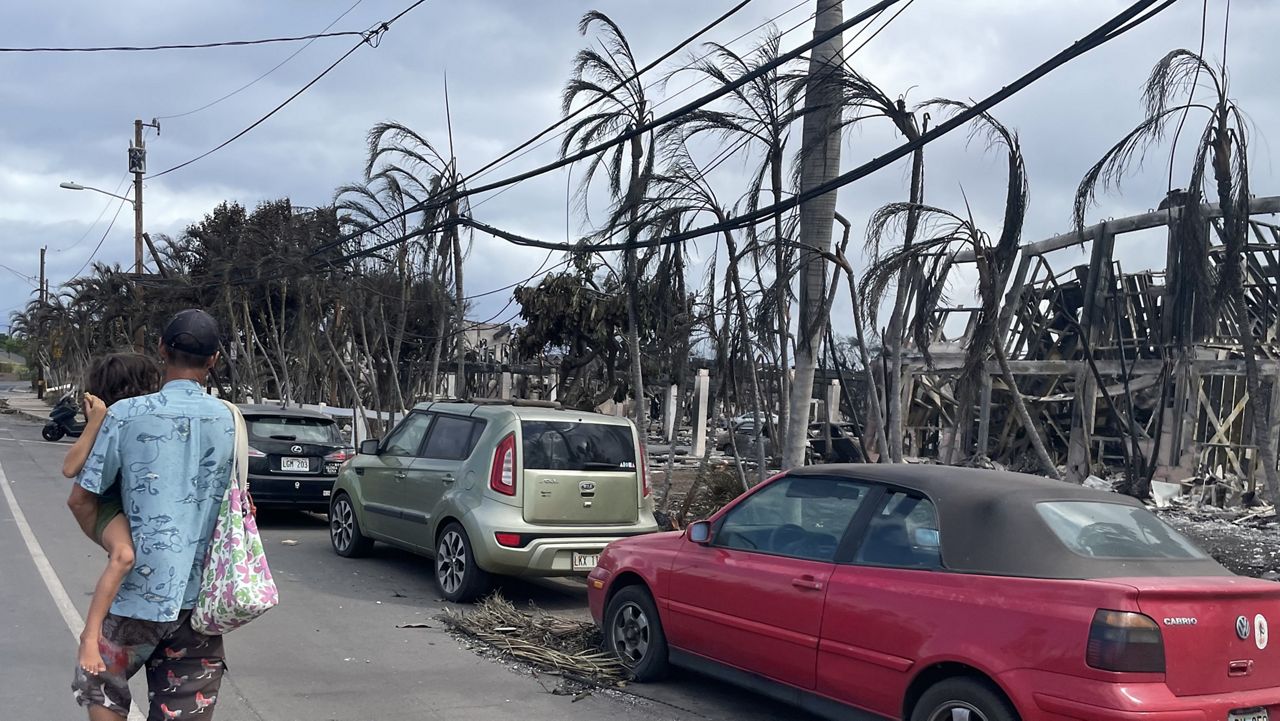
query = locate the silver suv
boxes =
[328,400,659,602]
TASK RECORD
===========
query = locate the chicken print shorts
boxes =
[72,609,225,719]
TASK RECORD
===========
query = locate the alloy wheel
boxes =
[611,601,651,665]
[330,499,354,552]
[927,703,987,721]
[437,530,466,596]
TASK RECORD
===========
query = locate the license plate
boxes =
[572,552,599,571]
[1230,710,1269,721]
[281,457,309,472]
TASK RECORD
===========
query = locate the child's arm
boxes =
[68,400,122,544]
[61,394,107,479]
[67,485,100,542]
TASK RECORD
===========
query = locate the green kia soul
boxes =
[328,400,659,602]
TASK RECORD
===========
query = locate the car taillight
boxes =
[247,447,267,458]
[324,448,354,463]
[495,533,523,548]
[490,433,517,496]
[1087,610,1165,673]
[639,442,650,498]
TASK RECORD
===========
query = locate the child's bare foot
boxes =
[79,635,106,675]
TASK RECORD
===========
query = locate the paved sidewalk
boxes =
[0,390,53,424]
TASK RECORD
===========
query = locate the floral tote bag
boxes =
[190,400,279,635]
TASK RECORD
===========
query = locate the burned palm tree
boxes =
[635,142,771,486]
[1075,50,1275,502]
[863,102,1060,479]
[561,11,656,435]
[827,63,928,463]
[664,26,803,447]
[340,121,471,405]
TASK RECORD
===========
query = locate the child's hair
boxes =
[84,353,162,407]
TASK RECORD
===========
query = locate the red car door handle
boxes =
[791,576,823,591]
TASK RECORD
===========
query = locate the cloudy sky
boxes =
[1,0,1274,339]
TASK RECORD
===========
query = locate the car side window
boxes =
[855,491,941,569]
[382,413,433,457]
[715,476,868,562]
[421,415,484,461]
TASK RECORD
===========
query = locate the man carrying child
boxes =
[67,309,235,721]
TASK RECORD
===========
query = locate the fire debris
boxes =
[440,594,628,688]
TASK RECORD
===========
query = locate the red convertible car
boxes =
[588,465,1280,721]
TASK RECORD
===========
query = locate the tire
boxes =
[42,424,65,442]
[435,522,491,603]
[604,585,669,682]
[329,493,373,558]
[911,677,1019,721]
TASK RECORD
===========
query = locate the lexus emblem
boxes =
[1237,616,1251,640]
[291,445,303,454]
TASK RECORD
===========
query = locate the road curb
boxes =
[14,409,46,425]
[0,401,48,425]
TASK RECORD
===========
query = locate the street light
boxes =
[59,181,134,206]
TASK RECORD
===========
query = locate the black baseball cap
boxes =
[162,309,220,357]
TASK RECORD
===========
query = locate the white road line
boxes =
[0,437,69,447]
[0,461,146,721]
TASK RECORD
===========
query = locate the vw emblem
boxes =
[1237,616,1251,640]
[579,481,596,492]
[291,445,303,454]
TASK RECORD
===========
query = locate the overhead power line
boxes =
[70,195,130,280]
[461,0,1179,256]
[0,30,369,53]
[157,0,366,121]
[465,0,762,184]
[309,0,905,260]
[466,0,814,211]
[147,0,428,179]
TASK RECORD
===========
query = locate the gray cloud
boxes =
[2,0,1275,336]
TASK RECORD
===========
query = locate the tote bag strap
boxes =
[220,399,250,495]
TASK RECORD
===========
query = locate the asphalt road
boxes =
[0,411,815,721]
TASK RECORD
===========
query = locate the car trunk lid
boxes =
[1132,576,1280,696]
[519,419,640,525]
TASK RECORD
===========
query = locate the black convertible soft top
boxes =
[789,464,1230,580]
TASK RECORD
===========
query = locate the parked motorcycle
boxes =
[42,393,85,442]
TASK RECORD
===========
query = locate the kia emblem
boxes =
[1238,615,1251,640]
[291,445,303,454]
[579,481,596,492]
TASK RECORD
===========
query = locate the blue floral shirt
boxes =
[78,380,234,622]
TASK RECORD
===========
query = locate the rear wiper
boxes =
[269,435,298,441]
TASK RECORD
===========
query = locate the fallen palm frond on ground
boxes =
[441,594,628,686]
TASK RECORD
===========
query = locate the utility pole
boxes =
[129,119,160,275]
[38,246,46,305]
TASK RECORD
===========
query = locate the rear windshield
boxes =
[247,416,341,444]
[521,421,636,471]
[1036,501,1208,560]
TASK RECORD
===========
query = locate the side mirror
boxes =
[687,520,712,545]
[913,528,941,549]
[359,439,381,456]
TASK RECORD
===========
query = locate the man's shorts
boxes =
[71,609,225,719]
